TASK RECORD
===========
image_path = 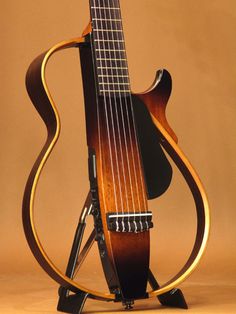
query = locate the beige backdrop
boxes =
[0,0,235,313]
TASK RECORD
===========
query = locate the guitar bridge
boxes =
[107,212,153,233]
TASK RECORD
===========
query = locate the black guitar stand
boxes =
[57,192,187,314]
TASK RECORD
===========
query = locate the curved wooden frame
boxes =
[23,37,210,300]
[148,113,210,297]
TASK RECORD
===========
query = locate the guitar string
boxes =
[95,0,125,232]
[89,6,108,219]
[100,0,132,232]
[92,0,148,231]
[110,0,140,232]
[94,0,136,230]
[89,1,108,221]
[116,0,148,228]
[92,0,120,221]
[103,0,141,232]
[104,0,135,232]
[99,0,146,231]
[95,0,132,230]
[114,0,147,230]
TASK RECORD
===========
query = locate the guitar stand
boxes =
[57,192,188,314]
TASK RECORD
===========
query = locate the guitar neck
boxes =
[89,0,131,97]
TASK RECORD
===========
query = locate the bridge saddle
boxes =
[107,212,153,233]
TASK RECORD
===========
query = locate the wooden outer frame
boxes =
[136,69,210,296]
[149,114,210,297]
[23,36,113,301]
[23,36,210,300]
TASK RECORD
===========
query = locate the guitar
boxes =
[23,0,210,308]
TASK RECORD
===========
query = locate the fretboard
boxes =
[90,0,131,97]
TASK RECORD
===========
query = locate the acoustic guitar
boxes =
[23,0,210,311]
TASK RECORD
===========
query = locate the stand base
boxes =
[158,289,188,309]
[57,269,188,313]
[57,287,89,314]
[57,286,187,314]
[148,270,188,309]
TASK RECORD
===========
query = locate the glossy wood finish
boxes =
[23,27,210,300]
[80,36,150,300]
[138,70,178,143]
[23,37,114,300]
[136,71,210,296]
[82,0,153,297]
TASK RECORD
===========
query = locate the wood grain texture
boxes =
[80,40,150,299]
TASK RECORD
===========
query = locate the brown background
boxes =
[0,0,235,313]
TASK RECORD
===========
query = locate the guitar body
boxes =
[79,38,173,300]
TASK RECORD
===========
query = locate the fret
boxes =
[98,76,130,86]
[99,85,130,90]
[93,32,123,42]
[91,7,120,10]
[90,3,121,20]
[97,68,129,77]
[95,50,127,65]
[94,39,125,50]
[99,82,130,86]
[97,58,126,61]
[100,89,130,93]
[91,0,120,8]
[93,29,123,33]
[94,35,123,42]
[98,66,128,70]
[93,18,122,21]
[98,75,131,92]
[95,51,126,60]
[97,67,128,71]
[94,41,125,51]
[94,41,126,51]
[94,39,124,42]
[92,19,122,31]
[97,60,127,69]
[98,75,129,82]
[97,49,125,52]
[100,86,130,93]
[98,75,129,78]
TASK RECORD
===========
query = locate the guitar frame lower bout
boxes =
[23,28,210,313]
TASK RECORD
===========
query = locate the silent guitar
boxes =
[23,1,210,313]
